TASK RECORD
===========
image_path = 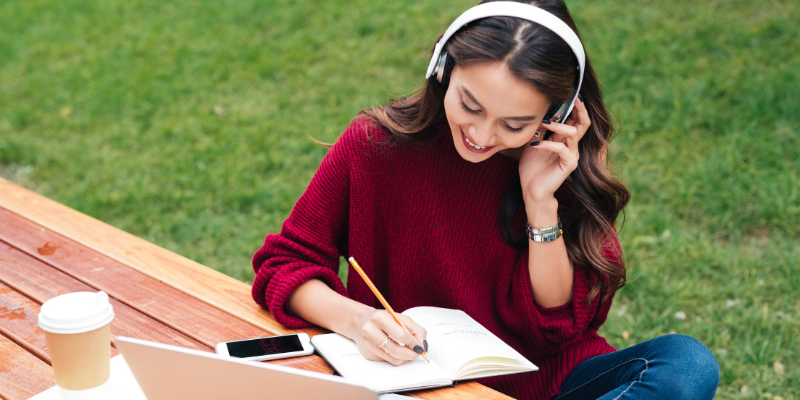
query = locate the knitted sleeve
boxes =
[514,229,623,345]
[250,121,363,328]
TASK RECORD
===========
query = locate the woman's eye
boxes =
[505,124,524,133]
[460,101,480,115]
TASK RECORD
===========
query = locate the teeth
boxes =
[464,135,486,150]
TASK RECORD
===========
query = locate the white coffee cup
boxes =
[39,291,115,400]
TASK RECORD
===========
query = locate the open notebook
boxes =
[311,307,538,393]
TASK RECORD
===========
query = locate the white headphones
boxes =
[425,1,586,124]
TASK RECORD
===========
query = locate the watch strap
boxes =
[526,221,563,242]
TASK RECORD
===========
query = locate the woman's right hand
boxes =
[286,280,428,366]
[352,309,428,366]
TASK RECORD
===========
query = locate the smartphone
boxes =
[214,333,314,361]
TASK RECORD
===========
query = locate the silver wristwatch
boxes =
[526,221,563,242]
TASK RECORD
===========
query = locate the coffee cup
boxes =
[38,291,114,400]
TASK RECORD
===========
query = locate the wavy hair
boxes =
[354,0,630,304]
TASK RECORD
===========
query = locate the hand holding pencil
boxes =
[348,257,431,364]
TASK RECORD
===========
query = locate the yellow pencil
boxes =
[348,257,431,363]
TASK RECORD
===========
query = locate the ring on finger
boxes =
[387,335,405,347]
[378,336,391,353]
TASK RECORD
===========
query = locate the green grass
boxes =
[1,0,797,398]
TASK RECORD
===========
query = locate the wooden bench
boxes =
[0,177,510,400]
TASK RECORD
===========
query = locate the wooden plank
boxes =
[0,332,56,400]
[0,208,269,348]
[0,177,318,337]
[0,243,208,353]
[0,281,68,363]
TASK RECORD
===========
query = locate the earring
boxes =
[534,130,543,138]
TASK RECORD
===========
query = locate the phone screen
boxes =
[226,335,304,358]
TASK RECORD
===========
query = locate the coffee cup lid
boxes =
[38,291,115,334]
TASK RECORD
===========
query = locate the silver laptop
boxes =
[116,337,379,400]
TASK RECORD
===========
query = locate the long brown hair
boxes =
[356,0,630,304]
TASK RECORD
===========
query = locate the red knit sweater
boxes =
[252,119,620,400]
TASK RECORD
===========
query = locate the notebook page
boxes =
[311,333,451,392]
[401,307,536,379]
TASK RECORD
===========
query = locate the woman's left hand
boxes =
[518,96,590,203]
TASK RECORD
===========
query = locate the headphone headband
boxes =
[425,1,586,122]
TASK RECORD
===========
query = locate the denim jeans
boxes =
[553,334,720,400]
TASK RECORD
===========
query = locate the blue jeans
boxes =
[553,334,720,400]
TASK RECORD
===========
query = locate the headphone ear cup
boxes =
[544,103,559,121]
[440,53,456,89]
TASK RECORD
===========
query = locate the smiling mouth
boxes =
[460,129,494,153]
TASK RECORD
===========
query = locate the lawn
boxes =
[1,0,797,398]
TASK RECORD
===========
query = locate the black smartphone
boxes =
[214,333,314,361]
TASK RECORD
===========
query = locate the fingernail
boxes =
[531,141,541,146]
[413,345,423,354]
[578,93,584,102]
[542,119,551,124]
[423,340,428,352]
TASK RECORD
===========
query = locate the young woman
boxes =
[251,1,719,399]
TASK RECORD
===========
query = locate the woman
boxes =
[251,1,719,399]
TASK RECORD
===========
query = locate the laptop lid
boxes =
[116,337,378,400]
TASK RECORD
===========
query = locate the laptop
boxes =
[116,336,382,400]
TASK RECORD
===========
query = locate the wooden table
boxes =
[0,178,511,400]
